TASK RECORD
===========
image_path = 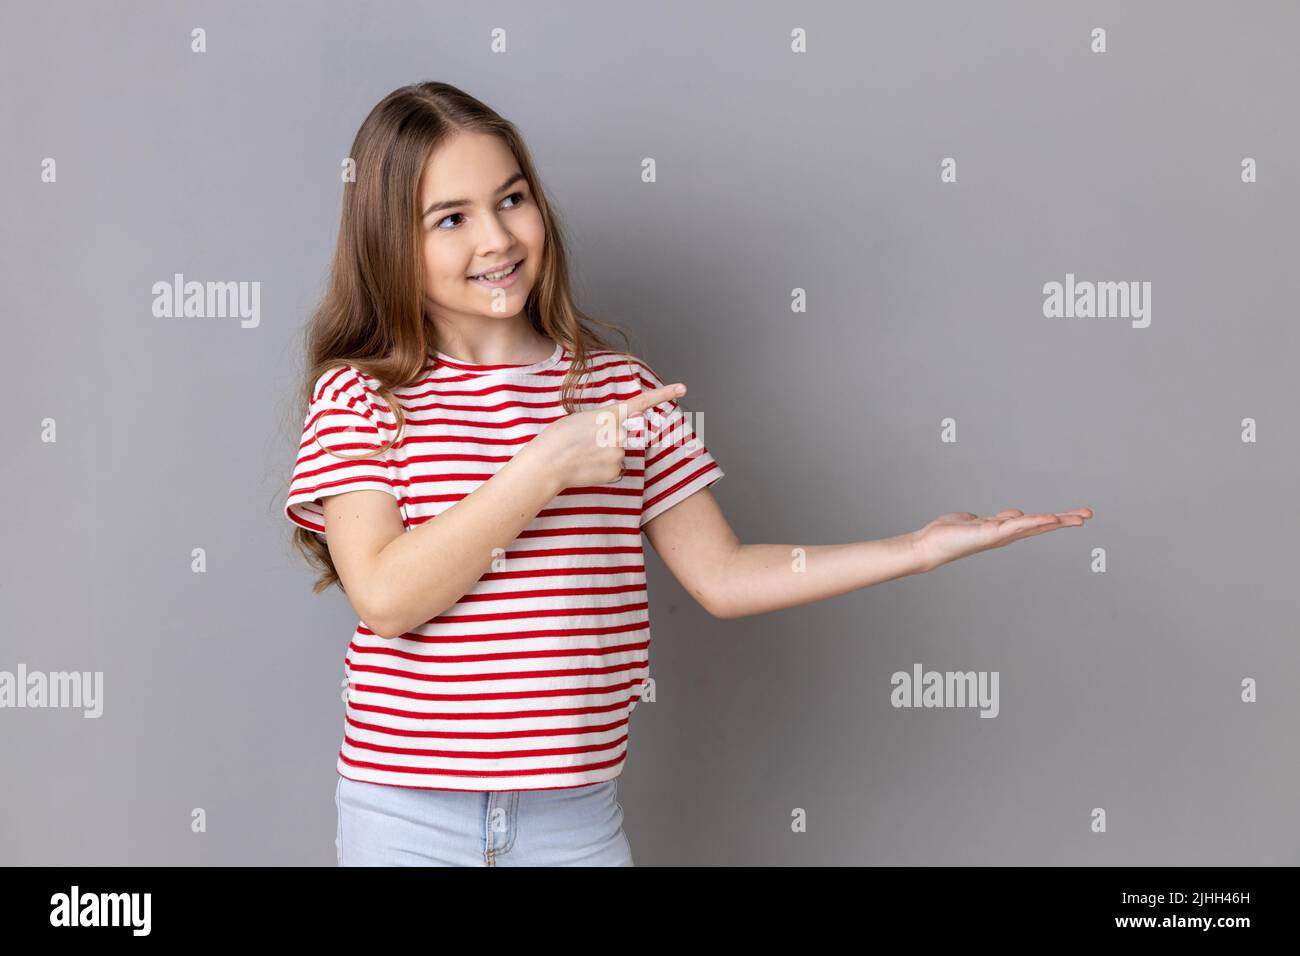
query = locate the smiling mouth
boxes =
[468,258,523,281]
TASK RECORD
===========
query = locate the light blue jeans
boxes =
[335,774,635,866]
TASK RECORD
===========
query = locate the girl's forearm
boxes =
[368,446,562,639]
[711,533,925,619]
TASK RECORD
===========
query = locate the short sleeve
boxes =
[630,358,724,527]
[284,365,403,535]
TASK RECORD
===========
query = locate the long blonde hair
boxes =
[289,80,630,593]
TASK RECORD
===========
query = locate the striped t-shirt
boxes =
[284,341,723,791]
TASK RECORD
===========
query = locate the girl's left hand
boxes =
[909,507,1094,573]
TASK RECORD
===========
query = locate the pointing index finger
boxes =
[618,383,686,421]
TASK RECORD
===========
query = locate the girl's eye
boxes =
[435,192,527,230]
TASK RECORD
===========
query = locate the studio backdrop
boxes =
[3,0,1297,865]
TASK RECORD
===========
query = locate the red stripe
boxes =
[343,731,628,761]
[338,751,628,780]
[429,600,649,625]
[346,659,647,685]
[348,684,644,712]
[346,637,649,666]
[478,563,645,579]
[447,582,647,603]
[347,676,645,703]
[346,712,630,740]
[347,692,641,723]
[365,618,652,644]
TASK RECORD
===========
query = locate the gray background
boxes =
[3,0,1297,865]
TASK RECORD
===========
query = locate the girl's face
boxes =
[418,131,545,328]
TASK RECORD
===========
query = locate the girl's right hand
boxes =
[524,382,688,490]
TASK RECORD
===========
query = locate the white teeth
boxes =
[473,262,517,281]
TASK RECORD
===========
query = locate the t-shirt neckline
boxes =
[429,340,565,378]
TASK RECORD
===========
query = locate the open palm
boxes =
[911,507,1094,573]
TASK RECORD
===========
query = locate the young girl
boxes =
[285,81,1092,867]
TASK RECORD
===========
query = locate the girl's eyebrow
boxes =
[422,172,526,218]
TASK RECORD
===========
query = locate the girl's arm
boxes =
[323,451,565,639]
[643,490,1092,619]
[324,382,686,639]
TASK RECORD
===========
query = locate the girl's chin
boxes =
[467,295,527,316]
[464,278,529,305]
[463,280,527,297]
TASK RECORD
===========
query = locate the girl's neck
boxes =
[430,323,554,366]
